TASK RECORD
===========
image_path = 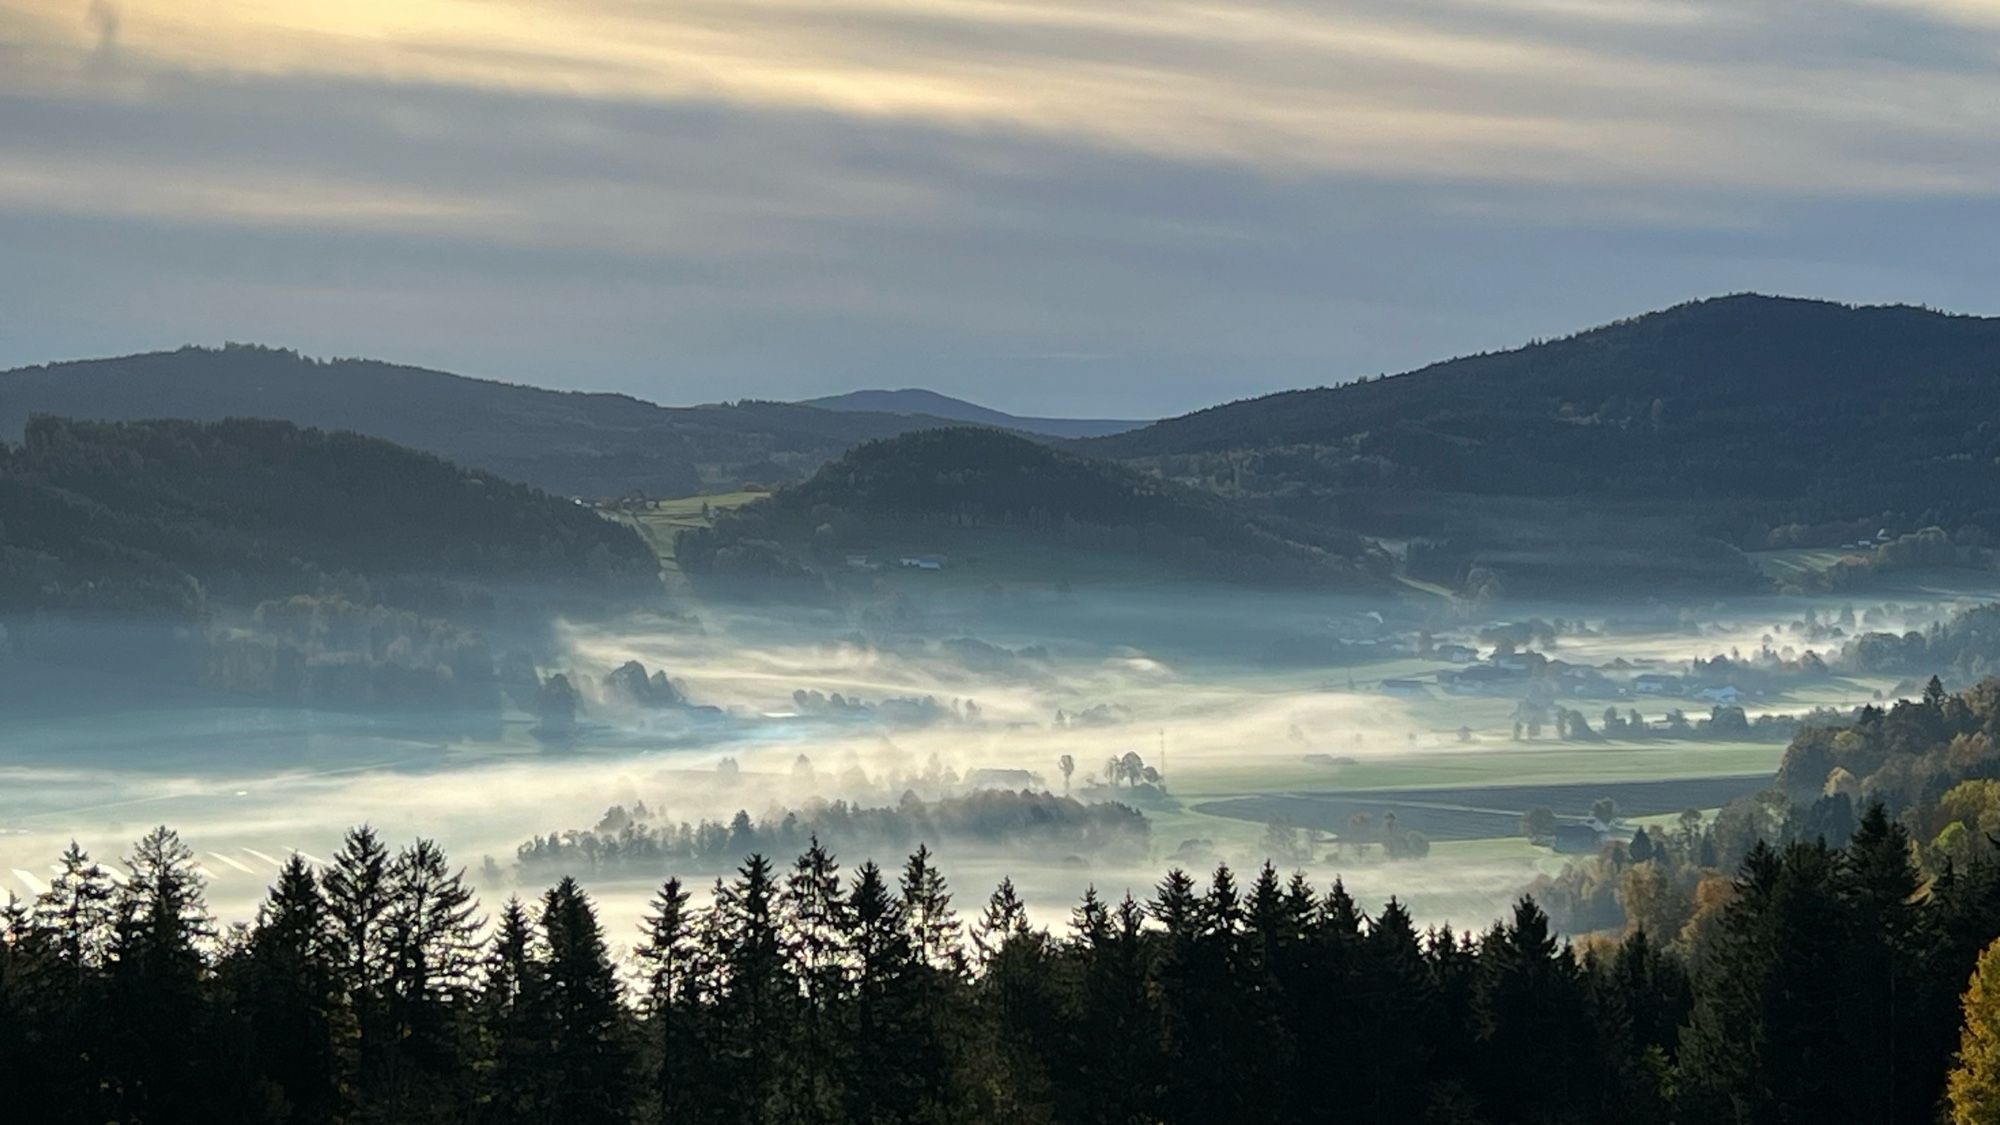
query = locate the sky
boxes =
[2,0,1998,417]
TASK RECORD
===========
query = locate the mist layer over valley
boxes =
[5,556,1983,946]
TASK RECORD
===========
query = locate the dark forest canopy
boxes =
[0,344,980,498]
[677,427,1391,589]
[10,799,2000,1125]
[1081,294,2000,590]
[0,415,659,620]
[1084,294,2000,523]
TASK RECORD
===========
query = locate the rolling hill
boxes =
[1080,294,2000,592]
[0,345,971,499]
[675,427,1391,589]
[0,415,659,619]
[805,388,1146,438]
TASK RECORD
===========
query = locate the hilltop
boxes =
[0,415,659,620]
[806,387,1146,438]
[0,345,970,499]
[676,427,1389,589]
[1082,295,2000,593]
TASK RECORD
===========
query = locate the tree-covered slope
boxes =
[0,416,660,617]
[1086,294,2000,542]
[678,426,1389,587]
[0,345,970,499]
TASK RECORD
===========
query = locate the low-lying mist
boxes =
[3,577,1990,949]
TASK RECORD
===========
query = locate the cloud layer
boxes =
[2,0,1997,413]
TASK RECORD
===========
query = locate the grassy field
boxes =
[1192,774,1771,841]
[619,491,766,592]
[1144,730,1781,857]
[1180,738,1779,796]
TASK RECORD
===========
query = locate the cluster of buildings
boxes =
[1379,639,1744,706]
[843,553,948,571]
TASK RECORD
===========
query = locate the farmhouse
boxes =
[1436,643,1479,663]
[1379,677,1430,697]
[1441,664,1523,695]
[1696,685,1742,704]
[1557,664,1620,699]
[966,767,1042,790]
[1551,823,1604,854]
[898,554,946,570]
[1632,672,1682,695]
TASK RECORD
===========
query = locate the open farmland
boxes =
[620,491,766,590]
[1192,774,1773,842]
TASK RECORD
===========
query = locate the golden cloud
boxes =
[2,0,1993,194]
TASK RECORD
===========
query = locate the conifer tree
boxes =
[970,877,1063,1119]
[107,826,217,1122]
[20,844,120,1122]
[379,837,482,1121]
[1841,803,1927,1123]
[780,838,852,1120]
[636,877,702,1124]
[324,825,395,1106]
[712,854,793,1120]
[1354,897,1435,1111]
[900,844,962,976]
[1472,897,1592,1122]
[540,878,634,1124]
[479,895,549,1124]
[241,854,343,1123]
[971,875,1030,969]
[34,840,117,979]
[848,859,929,1124]
[1065,889,1156,1124]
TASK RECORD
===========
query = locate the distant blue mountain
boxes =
[804,388,1147,439]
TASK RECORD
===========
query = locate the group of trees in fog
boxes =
[1532,702,1803,744]
[203,594,506,714]
[515,790,1150,877]
[11,803,2000,1123]
[1846,604,2000,684]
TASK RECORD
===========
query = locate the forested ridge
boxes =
[0,415,658,619]
[1085,295,2000,531]
[1078,295,2000,592]
[0,345,980,498]
[18,690,2000,1122]
[17,300,2000,594]
[678,427,1389,587]
[805,389,1143,439]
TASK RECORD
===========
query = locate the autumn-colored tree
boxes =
[1950,936,2000,1124]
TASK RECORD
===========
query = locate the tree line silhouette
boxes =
[7,801,2000,1124]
